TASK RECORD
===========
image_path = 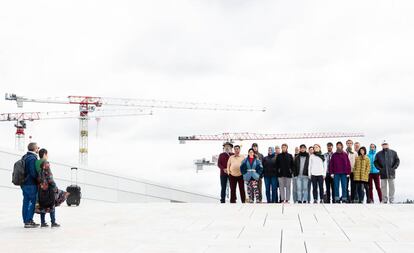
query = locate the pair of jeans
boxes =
[41,211,56,224]
[325,174,334,203]
[292,177,297,203]
[334,174,348,201]
[296,176,309,202]
[229,175,246,203]
[381,179,395,203]
[355,181,369,203]
[21,185,38,224]
[311,175,324,201]
[368,173,382,203]
[220,174,229,203]
[278,177,291,201]
[264,176,278,203]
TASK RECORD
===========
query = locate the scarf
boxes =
[314,151,325,162]
[299,151,308,157]
[346,147,354,154]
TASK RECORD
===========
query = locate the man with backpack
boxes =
[20,142,40,228]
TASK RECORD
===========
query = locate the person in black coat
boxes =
[263,147,278,203]
[276,144,294,203]
[374,141,400,203]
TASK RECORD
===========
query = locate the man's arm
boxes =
[393,152,400,170]
[27,157,38,180]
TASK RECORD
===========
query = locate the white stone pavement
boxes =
[1,202,413,253]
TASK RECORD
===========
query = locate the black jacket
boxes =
[263,154,277,177]
[374,149,400,179]
[276,152,294,178]
[294,152,310,177]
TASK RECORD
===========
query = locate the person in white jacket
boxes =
[309,144,326,204]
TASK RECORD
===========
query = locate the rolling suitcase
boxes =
[66,167,82,206]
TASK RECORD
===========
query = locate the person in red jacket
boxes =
[217,142,234,203]
[329,142,352,203]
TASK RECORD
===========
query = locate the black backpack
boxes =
[12,155,27,186]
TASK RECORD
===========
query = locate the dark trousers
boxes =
[229,175,246,203]
[355,181,369,203]
[220,174,229,203]
[347,173,357,202]
[41,211,56,224]
[368,174,382,203]
[325,174,334,203]
[258,177,263,202]
[264,176,278,203]
[311,176,324,201]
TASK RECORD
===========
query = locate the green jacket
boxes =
[35,159,47,173]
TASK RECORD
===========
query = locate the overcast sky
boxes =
[1,0,413,200]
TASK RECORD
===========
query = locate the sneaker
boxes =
[313,200,318,204]
[51,223,61,228]
[29,221,40,227]
[41,223,49,228]
[24,223,36,228]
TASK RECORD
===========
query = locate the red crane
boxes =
[5,93,266,165]
[178,132,365,144]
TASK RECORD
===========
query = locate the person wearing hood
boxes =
[374,141,400,204]
[276,144,295,203]
[263,147,278,203]
[217,142,234,203]
[294,145,310,203]
[252,143,264,202]
[241,148,264,203]
[368,144,382,203]
[309,144,326,204]
[329,142,352,203]
[346,139,358,203]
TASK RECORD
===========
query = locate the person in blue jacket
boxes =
[21,142,40,228]
[241,148,263,203]
[368,144,382,203]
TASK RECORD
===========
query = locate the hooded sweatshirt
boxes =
[329,151,351,175]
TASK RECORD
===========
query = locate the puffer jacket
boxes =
[374,149,400,179]
[353,155,371,182]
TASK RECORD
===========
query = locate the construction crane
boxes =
[0,109,152,157]
[178,132,365,144]
[5,93,266,165]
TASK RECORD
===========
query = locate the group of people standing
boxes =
[218,140,400,204]
[20,142,68,228]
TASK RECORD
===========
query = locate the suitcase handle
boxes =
[70,167,78,185]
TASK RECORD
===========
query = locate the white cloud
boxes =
[1,0,413,200]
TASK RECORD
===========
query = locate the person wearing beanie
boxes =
[368,144,382,203]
